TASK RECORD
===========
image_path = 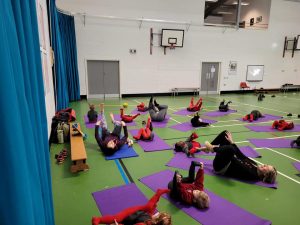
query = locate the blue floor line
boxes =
[115,159,129,184]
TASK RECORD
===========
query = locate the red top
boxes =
[178,169,204,204]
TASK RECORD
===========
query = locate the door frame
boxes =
[85,58,121,99]
[199,61,221,95]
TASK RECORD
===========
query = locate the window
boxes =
[204,0,271,29]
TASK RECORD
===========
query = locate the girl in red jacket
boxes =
[120,108,140,123]
[92,189,171,225]
[168,161,210,209]
[133,117,154,141]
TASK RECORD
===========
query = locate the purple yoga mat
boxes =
[113,114,137,127]
[249,138,293,148]
[92,183,149,215]
[140,170,271,225]
[84,114,102,129]
[246,125,300,132]
[293,162,300,172]
[169,119,217,132]
[197,146,261,158]
[129,130,172,152]
[166,153,277,188]
[204,109,237,117]
[151,115,170,128]
[173,108,194,116]
[131,109,148,115]
[239,114,282,123]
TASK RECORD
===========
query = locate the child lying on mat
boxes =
[243,110,264,122]
[272,119,294,131]
[205,130,277,184]
[137,102,148,112]
[133,117,154,141]
[120,108,140,123]
[190,112,210,127]
[291,136,300,148]
[187,97,203,112]
[168,161,210,209]
[174,132,208,157]
[148,96,168,122]
[95,104,133,156]
[92,189,171,225]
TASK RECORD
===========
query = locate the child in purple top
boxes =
[95,104,132,156]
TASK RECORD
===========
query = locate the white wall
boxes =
[57,0,300,94]
[37,0,56,137]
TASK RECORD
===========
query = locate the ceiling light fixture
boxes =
[217,11,234,15]
[206,0,218,2]
[232,1,250,5]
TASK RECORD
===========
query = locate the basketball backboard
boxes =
[161,29,184,48]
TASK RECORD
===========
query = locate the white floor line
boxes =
[251,158,300,185]
[269,134,300,139]
[168,107,176,112]
[234,140,250,144]
[217,119,240,123]
[260,147,300,163]
[236,102,289,114]
[206,95,292,114]
[170,117,182,124]
[133,99,141,104]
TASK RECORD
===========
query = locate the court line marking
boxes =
[205,95,290,114]
[251,158,300,185]
[255,147,300,163]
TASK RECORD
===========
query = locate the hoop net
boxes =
[170,43,175,50]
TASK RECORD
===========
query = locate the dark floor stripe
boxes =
[119,159,134,183]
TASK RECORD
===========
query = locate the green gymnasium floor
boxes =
[50,93,300,225]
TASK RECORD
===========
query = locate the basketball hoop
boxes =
[170,43,175,50]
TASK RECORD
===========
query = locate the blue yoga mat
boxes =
[105,144,138,160]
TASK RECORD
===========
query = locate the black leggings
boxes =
[211,131,239,172]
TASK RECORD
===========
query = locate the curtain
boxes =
[50,0,80,110]
[58,12,81,102]
[0,1,54,225]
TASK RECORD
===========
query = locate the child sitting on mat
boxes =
[120,108,140,123]
[174,132,208,157]
[218,99,232,112]
[272,119,294,131]
[291,136,300,148]
[187,97,203,112]
[92,189,171,225]
[133,117,154,141]
[190,112,210,127]
[243,110,264,122]
[95,104,132,156]
[87,103,98,123]
[168,161,210,209]
[204,130,277,184]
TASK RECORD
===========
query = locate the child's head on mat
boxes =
[193,190,210,209]
[150,212,171,225]
[257,164,277,184]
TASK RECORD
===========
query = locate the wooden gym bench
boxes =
[70,122,89,173]
[171,87,200,96]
